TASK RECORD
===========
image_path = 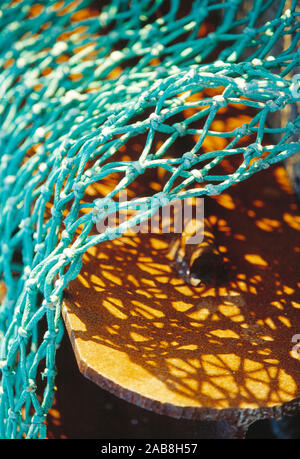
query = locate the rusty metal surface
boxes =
[62,163,300,430]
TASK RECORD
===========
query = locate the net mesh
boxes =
[0,0,299,438]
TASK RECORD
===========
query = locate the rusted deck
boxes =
[62,163,300,432]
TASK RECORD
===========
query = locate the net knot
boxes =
[99,126,113,142]
[149,112,162,130]
[41,367,56,379]
[58,138,72,156]
[38,163,48,173]
[155,66,168,77]
[26,379,37,393]
[43,330,57,343]
[42,299,56,311]
[151,42,164,56]
[173,123,186,137]
[266,97,285,112]
[182,152,198,169]
[236,124,251,137]
[191,169,204,182]
[108,30,119,41]
[237,61,252,73]
[244,26,257,38]
[61,230,72,243]
[186,68,199,84]
[281,9,294,26]
[104,227,122,241]
[212,95,227,108]
[92,197,117,223]
[25,278,38,292]
[137,92,152,108]
[127,161,145,177]
[34,242,45,253]
[234,77,247,91]
[286,121,300,136]
[40,184,51,198]
[18,326,30,340]
[55,278,64,289]
[110,50,124,62]
[73,181,86,198]
[8,409,18,421]
[51,206,62,220]
[244,143,263,158]
[61,157,73,170]
[151,192,169,208]
[19,218,31,231]
[140,23,159,40]
[251,58,263,67]
[206,32,217,44]
[24,266,31,278]
[63,247,76,262]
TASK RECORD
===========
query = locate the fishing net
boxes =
[0,0,299,439]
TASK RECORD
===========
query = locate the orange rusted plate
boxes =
[62,163,300,429]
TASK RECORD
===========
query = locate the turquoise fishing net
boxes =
[0,0,299,439]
